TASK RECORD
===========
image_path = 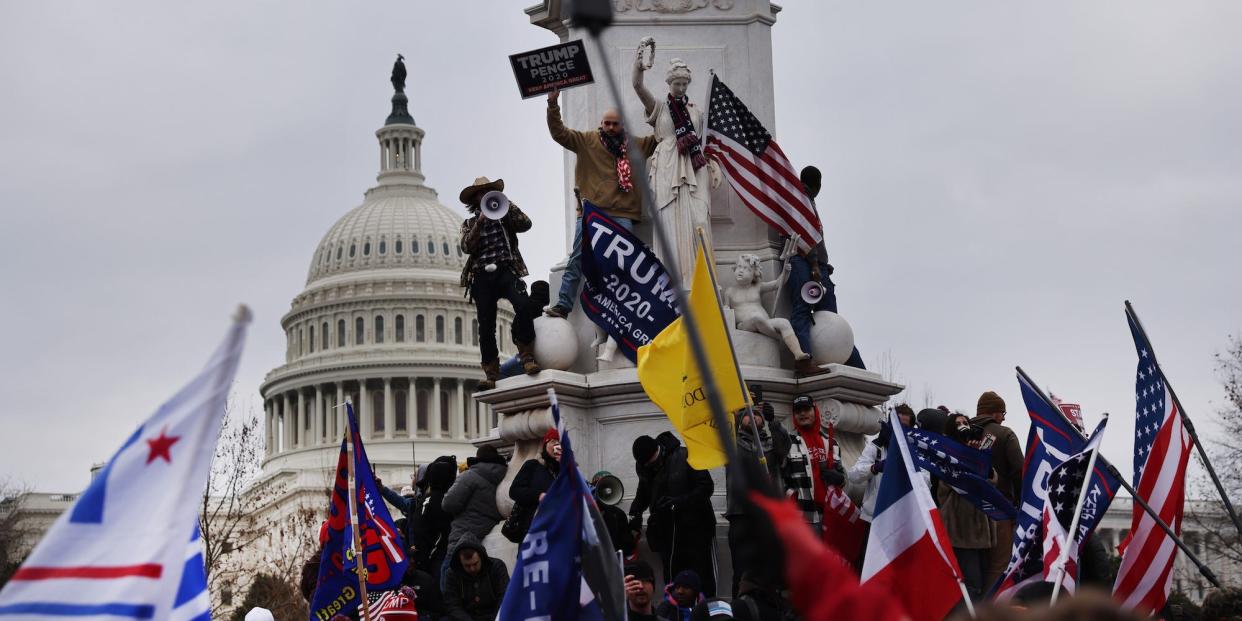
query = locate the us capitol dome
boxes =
[256,76,514,486]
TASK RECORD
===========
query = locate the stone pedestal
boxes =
[474,330,902,589]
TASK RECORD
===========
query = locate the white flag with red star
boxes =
[0,308,249,621]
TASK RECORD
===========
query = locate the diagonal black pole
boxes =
[1017,366,1220,587]
[575,11,741,474]
[1125,300,1242,542]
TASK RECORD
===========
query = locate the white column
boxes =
[384,378,395,440]
[431,378,442,439]
[313,385,324,445]
[296,390,306,449]
[263,401,272,456]
[283,394,294,452]
[360,380,370,440]
[454,380,466,440]
[406,378,417,437]
[335,383,345,440]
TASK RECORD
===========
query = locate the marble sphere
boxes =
[809,311,856,365]
[533,316,578,370]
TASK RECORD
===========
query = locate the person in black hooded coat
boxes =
[629,431,717,596]
[508,428,561,541]
[380,455,457,576]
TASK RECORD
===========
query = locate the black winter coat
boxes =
[509,457,559,513]
[629,431,715,554]
[444,534,510,621]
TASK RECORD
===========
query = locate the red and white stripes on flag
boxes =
[1113,310,1193,613]
[703,75,822,253]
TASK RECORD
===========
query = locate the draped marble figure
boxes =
[632,42,722,284]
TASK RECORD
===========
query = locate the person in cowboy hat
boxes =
[458,176,540,390]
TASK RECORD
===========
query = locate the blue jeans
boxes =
[788,255,866,369]
[556,214,635,311]
[499,355,523,379]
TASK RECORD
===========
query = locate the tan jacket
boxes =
[936,482,997,550]
[547,102,658,222]
[970,415,1024,504]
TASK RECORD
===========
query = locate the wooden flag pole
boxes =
[344,403,373,621]
[1016,367,1220,587]
[1125,300,1242,542]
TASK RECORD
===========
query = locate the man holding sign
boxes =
[545,89,658,320]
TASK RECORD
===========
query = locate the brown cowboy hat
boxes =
[459,176,504,205]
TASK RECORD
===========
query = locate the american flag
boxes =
[1041,417,1109,597]
[703,75,822,253]
[1113,306,1192,613]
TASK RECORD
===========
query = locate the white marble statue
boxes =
[632,44,722,284]
[722,242,811,362]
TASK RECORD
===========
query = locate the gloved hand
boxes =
[870,460,885,475]
[760,401,775,422]
[653,496,677,512]
[628,514,643,533]
[819,462,846,487]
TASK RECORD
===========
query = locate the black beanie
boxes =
[624,560,655,583]
[632,435,659,464]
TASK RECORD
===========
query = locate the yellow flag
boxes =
[636,233,748,470]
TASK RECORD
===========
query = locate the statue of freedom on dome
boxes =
[391,54,407,92]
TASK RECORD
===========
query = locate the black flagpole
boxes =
[1016,366,1220,587]
[1125,301,1242,542]
[573,4,741,474]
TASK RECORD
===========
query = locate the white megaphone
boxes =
[479,190,510,220]
[590,471,625,506]
[800,281,825,305]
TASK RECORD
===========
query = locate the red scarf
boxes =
[796,406,829,507]
[599,129,633,192]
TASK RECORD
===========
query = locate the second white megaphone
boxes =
[479,190,510,220]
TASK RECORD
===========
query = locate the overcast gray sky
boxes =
[2,2,1239,494]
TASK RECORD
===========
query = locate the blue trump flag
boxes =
[990,370,1119,600]
[905,427,1017,521]
[498,388,626,621]
[309,403,408,621]
[578,201,680,363]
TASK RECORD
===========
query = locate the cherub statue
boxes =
[722,239,811,362]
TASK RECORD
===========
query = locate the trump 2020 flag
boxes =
[861,411,964,621]
[905,427,1017,521]
[498,389,626,621]
[991,370,1119,601]
[0,307,250,621]
[310,403,408,621]
[578,201,680,363]
[1041,417,1111,596]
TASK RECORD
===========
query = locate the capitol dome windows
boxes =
[371,391,384,434]
[337,246,343,260]
[308,326,315,353]
[375,316,385,344]
[472,319,479,346]
[454,318,463,345]
[416,315,425,342]
[379,240,387,255]
[412,239,420,254]
[337,319,346,347]
[355,317,364,345]
[349,244,356,258]
[428,238,436,255]
[364,242,371,256]
[441,240,450,256]
[395,239,403,254]
[395,315,405,342]
[321,322,329,350]
[435,316,445,343]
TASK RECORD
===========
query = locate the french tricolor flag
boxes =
[860,410,969,621]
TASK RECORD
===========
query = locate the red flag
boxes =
[750,493,906,621]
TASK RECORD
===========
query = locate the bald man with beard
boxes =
[544,88,659,319]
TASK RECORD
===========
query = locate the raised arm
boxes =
[759,262,791,294]
[632,53,658,116]
[546,90,584,152]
